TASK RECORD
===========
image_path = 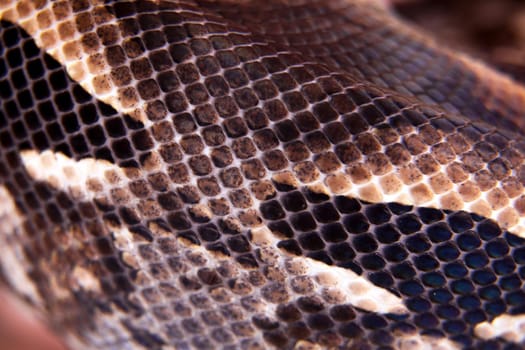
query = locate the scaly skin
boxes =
[1,1,525,349]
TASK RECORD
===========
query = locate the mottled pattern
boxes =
[1,0,525,349]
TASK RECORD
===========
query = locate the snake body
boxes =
[2,1,525,349]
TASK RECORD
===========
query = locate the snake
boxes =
[2,0,525,349]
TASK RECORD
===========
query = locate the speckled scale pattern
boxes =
[199,0,525,132]
[1,0,525,349]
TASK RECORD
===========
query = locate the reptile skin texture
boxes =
[2,0,525,349]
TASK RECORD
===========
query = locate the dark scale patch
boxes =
[266,189,525,348]
[214,96,238,118]
[194,104,219,126]
[0,21,146,164]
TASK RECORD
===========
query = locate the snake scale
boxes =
[2,0,525,349]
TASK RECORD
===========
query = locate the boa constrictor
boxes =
[1,1,525,349]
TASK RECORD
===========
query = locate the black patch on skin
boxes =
[273,194,525,349]
[0,20,145,166]
[123,321,166,348]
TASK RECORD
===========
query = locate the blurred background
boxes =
[392,0,525,82]
[0,289,66,350]
[1,1,524,350]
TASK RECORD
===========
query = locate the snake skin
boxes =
[2,0,525,349]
